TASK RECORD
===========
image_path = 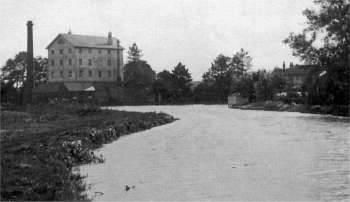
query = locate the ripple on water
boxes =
[80,105,350,201]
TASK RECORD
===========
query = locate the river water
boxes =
[79,105,350,201]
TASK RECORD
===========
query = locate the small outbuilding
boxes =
[228,93,249,108]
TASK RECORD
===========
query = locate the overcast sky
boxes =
[0,0,314,80]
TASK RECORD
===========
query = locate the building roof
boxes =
[284,65,314,76]
[63,82,95,92]
[32,83,65,94]
[46,33,124,50]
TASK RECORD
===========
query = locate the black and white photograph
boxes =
[0,0,349,201]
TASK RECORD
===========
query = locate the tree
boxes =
[193,82,220,103]
[123,61,155,88]
[153,70,176,103]
[202,54,232,102]
[171,62,192,100]
[1,52,48,88]
[254,70,273,101]
[1,52,48,104]
[283,0,349,105]
[127,43,143,62]
[229,49,254,100]
[230,48,252,77]
[231,73,255,101]
[270,70,286,94]
[153,63,193,104]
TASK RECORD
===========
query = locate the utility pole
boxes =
[24,21,34,105]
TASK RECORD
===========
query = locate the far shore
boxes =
[230,101,349,117]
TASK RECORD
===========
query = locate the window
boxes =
[98,50,101,54]
[68,59,72,65]
[88,48,92,53]
[98,71,102,77]
[51,60,55,66]
[60,71,64,78]
[88,70,92,77]
[58,38,65,44]
[107,59,111,66]
[79,70,83,77]
[88,59,92,66]
[78,48,82,53]
[79,59,82,65]
[108,50,111,54]
[60,59,63,66]
[108,70,112,77]
[68,48,72,53]
[59,49,63,54]
[68,71,72,77]
[51,50,54,55]
[51,71,54,78]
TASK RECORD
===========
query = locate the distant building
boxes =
[46,31,124,83]
[280,62,315,88]
[228,93,249,107]
[33,31,125,103]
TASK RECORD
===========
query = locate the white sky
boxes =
[0,0,314,80]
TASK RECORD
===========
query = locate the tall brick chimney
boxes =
[24,20,34,105]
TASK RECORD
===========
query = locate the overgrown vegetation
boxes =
[283,0,349,106]
[0,104,176,201]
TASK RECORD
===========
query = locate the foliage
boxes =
[153,70,176,103]
[1,52,48,105]
[254,70,273,101]
[230,48,252,76]
[283,0,349,105]
[1,105,176,201]
[123,61,156,89]
[153,63,193,103]
[200,49,253,103]
[202,54,232,102]
[270,70,287,94]
[127,43,143,62]
[231,73,255,101]
[171,62,193,100]
[193,82,221,103]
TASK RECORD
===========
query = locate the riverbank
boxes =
[0,104,177,201]
[232,101,349,117]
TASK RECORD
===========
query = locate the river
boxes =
[79,105,350,201]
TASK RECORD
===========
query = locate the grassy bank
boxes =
[232,101,349,117]
[0,104,177,201]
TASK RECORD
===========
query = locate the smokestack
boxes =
[107,31,113,45]
[24,20,34,105]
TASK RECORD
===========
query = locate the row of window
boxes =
[51,70,112,78]
[51,59,112,66]
[51,48,112,55]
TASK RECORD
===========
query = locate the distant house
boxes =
[228,93,249,107]
[282,62,315,88]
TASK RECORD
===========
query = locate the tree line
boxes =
[1,0,348,108]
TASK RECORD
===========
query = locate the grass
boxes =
[235,101,349,117]
[0,104,177,201]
